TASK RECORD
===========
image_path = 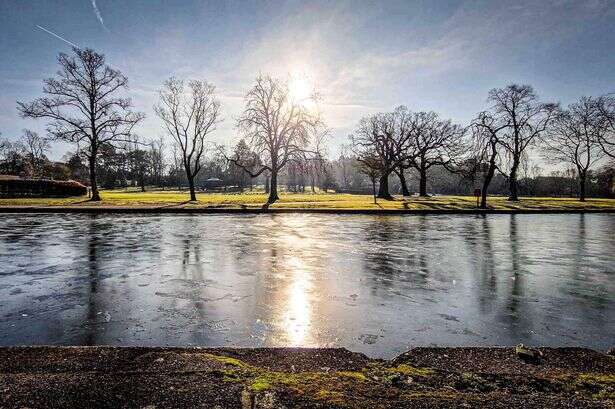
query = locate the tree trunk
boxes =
[265,176,270,193]
[396,169,410,196]
[89,151,101,201]
[185,162,197,201]
[419,167,428,197]
[187,175,196,201]
[579,170,586,202]
[372,179,377,204]
[377,172,393,199]
[480,144,498,209]
[508,159,519,201]
[481,163,496,209]
[267,170,279,204]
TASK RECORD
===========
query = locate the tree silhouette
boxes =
[18,48,144,201]
[486,84,557,201]
[542,97,607,201]
[229,75,322,205]
[154,77,221,201]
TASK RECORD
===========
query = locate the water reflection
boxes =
[85,217,100,345]
[463,215,497,313]
[283,255,311,345]
[363,216,431,293]
[0,213,613,358]
[257,216,321,346]
[507,215,524,317]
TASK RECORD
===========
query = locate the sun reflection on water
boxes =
[265,216,323,347]
[283,255,312,345]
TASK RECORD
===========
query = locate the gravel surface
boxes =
[0,346,613,408]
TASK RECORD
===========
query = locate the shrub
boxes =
[0,178,87,198]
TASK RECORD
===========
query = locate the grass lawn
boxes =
[0,189,614,211]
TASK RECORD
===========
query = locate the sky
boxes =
[1,0,615,160]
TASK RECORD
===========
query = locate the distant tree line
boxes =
[1,47,614,204]
[351,85,615,206]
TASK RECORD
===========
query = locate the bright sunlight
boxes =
[288,68,315,105]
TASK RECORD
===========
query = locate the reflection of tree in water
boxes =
[363,216,430,295]
[178,233,211,343]
[228,215,265,277]
[558,214,610,314]
[82,215,155,345]
[2,215,47,245]
[462,215,498,313]
[500,214,532,338]
[239,216,324,347]
[570,213,587,286]
[508,214,523,314]
[84,215,104,345]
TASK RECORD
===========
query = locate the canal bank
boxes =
[1,346,613,408]
[1,205,615,214]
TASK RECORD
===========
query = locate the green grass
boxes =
[1,189,614,211]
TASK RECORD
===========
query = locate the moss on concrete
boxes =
[1,346,613,408]
[388,363,434,377]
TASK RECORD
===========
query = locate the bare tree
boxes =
[0,136,28,176]
[227,139,260,191]
[171,142,184,191]
[337,144,355,191]
[304,130,329,193]
[487,84,558,201]
[471,112,509,208]
[17,48,144,201]
[228,75,322,205]
[21,129,50,178]
[125,135,150,192]
[350,106,416,199]
[356,150,383,204]
[595,95,615,159]
[542,98,607,201]
[148,137,166,188]
[405,112,466,197]
[154,77,221,201]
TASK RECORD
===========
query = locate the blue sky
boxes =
[1,0,614,159]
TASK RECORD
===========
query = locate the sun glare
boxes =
[288,69,314,105]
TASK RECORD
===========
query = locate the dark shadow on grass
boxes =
[73,198,94,204]
[153,200,193,209]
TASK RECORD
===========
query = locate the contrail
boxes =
[90,0,108,31]
[36,25,80,48]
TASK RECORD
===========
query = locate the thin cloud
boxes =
[35,25,79,48]
[90,0,108,31]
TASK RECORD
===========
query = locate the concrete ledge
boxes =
[0,346,613,408]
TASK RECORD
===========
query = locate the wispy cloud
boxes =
[90,0,108,31]
[36,25,79,48]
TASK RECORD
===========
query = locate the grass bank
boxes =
[1,190,614,213]
[1,346,613,408]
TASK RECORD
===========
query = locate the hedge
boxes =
[0,178,87,198]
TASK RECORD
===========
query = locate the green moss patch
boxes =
[388,364,434,377]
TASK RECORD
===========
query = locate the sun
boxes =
[288,69,314,104]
